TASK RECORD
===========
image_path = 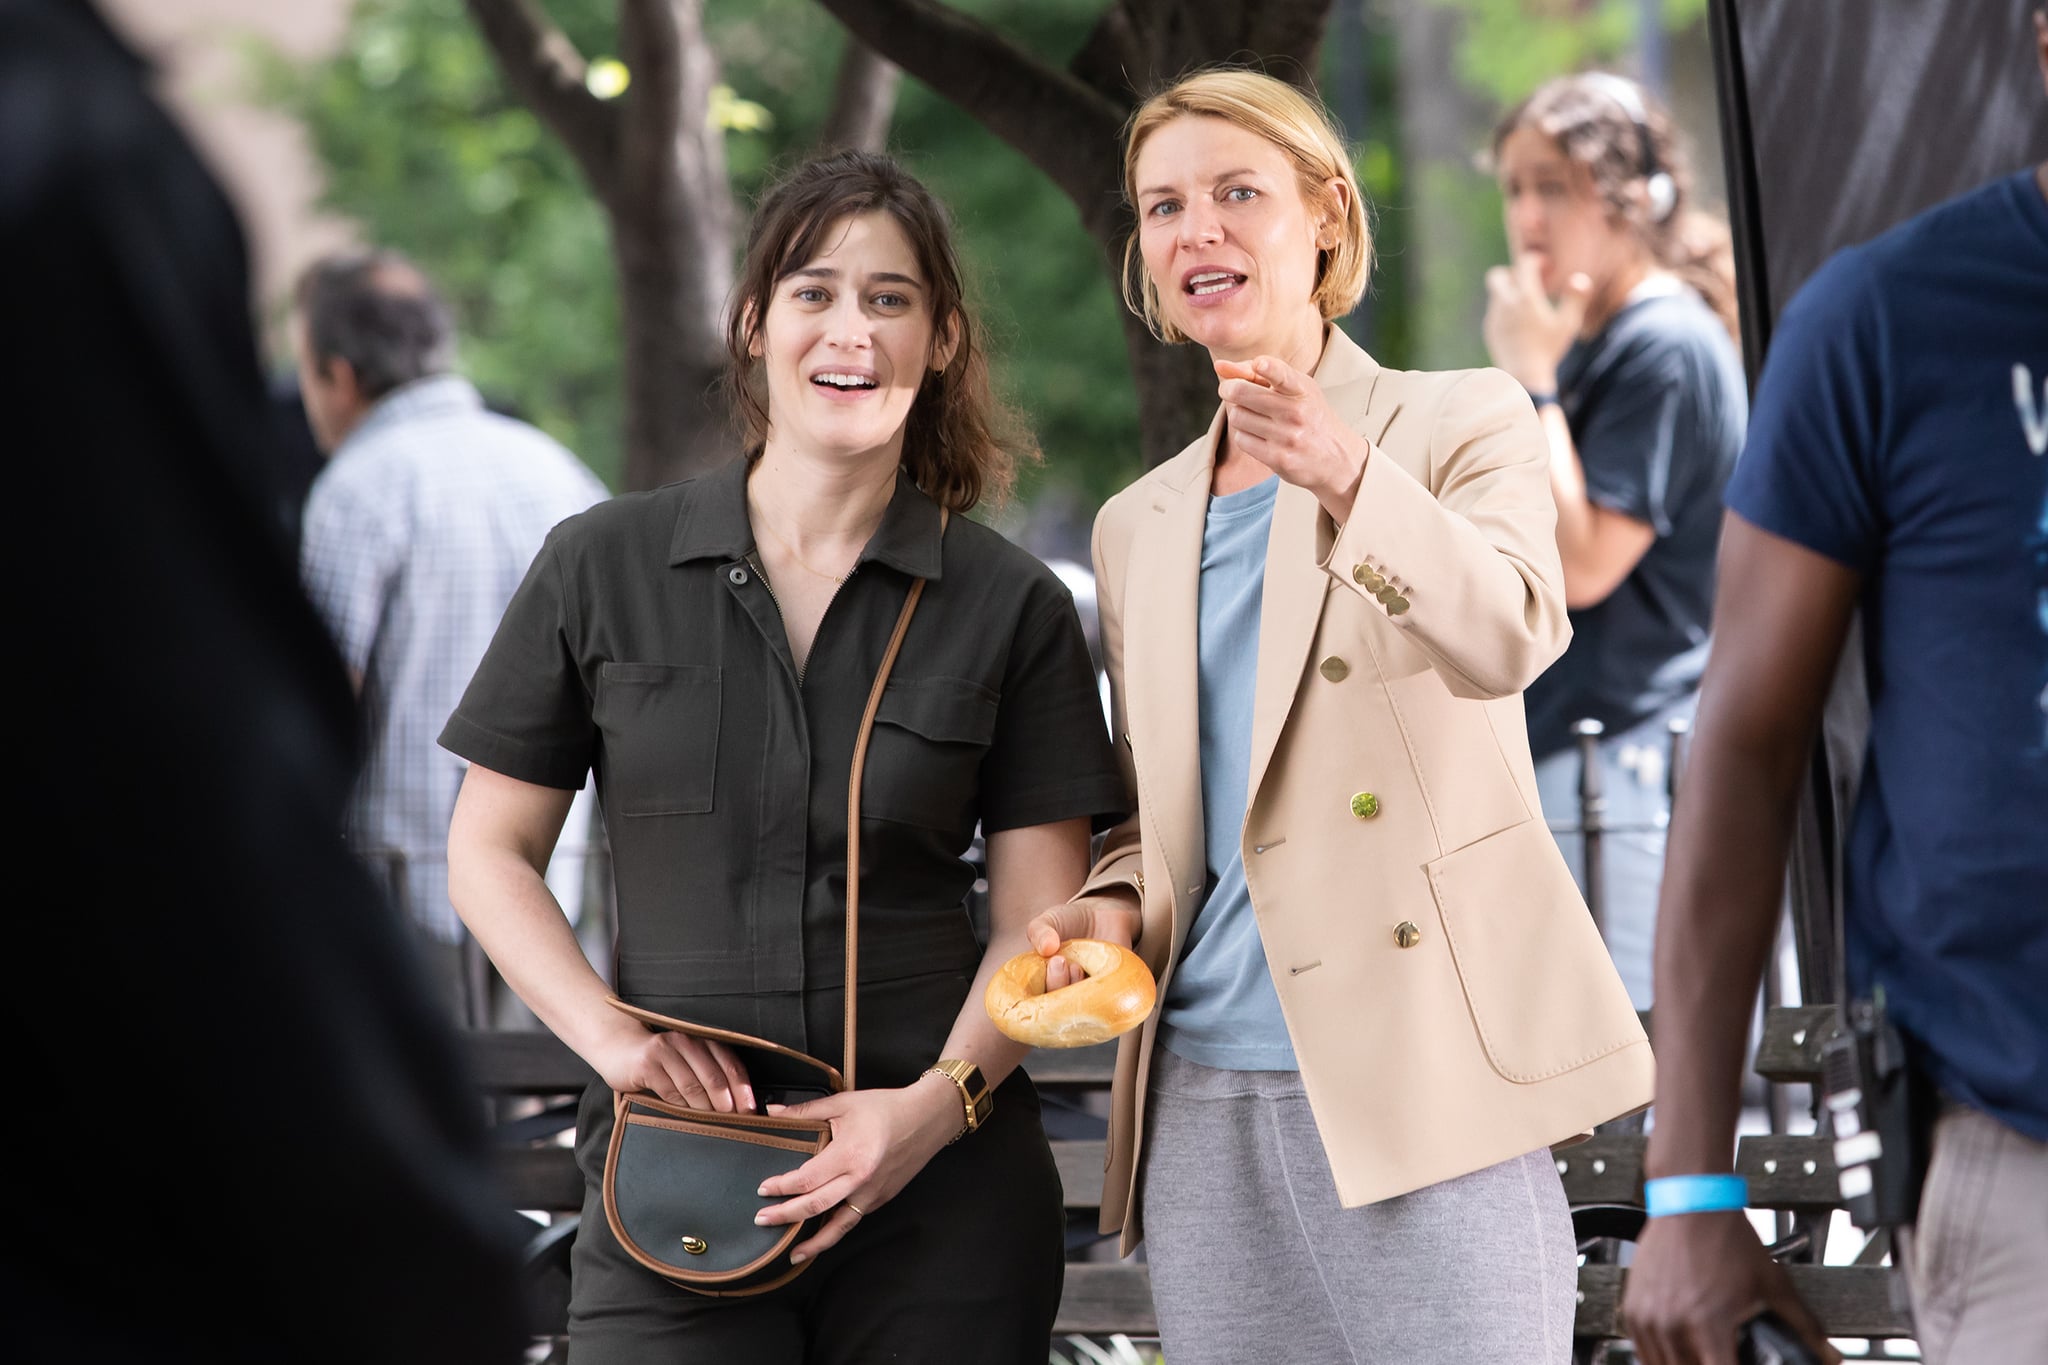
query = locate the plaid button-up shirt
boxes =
[301,375,608,941]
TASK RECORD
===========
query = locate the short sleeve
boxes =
[299,470,403,672]
[1723,249,1885,570]
[1573,334,1689,536]
[977,587,1130,834]
[437,533,596,789]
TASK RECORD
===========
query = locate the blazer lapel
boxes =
[1124,412,1218,949]
[1244,328,1402,804]
[1246,482,1327,801]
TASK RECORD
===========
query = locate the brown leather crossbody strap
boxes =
[842,508,945,1090]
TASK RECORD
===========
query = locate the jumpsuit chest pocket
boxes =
[864,676,998,832]
[595,663,722,817]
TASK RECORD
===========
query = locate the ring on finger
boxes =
[844,1201,866,1218]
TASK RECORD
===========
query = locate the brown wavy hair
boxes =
[723,150,1035,513]
[1492,73,1739,345]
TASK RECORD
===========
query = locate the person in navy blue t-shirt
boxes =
[1623,15,2048,1365]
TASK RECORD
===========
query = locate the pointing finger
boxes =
[1253,356,1307,396]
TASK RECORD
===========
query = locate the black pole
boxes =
[1574,718,1607,936]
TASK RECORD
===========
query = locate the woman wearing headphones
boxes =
[1484,73,1748,1009]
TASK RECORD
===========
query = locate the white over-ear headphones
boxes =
[1581,72,1677,223]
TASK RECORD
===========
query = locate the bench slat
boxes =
[498,1139,1116,1214]
[1054,1264,1158,1336]
[1754,1006,1838,1084]
[499,1133,1847,1218]
[1553,1134,1841,1210]
[464,1029,596,1093]
[1576,1264,1908,1340]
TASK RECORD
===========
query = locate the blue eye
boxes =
[1225,186,1258,202]
[1148,200,1181,218]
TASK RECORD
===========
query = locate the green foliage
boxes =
[251,0,628,486]
[1443,0,1709,105]
[713,0,1146,508]
[255,0,1706,506]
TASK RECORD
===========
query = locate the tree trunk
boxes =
[610,0,734,489]
[468,1,902,490]
[816,0,1333,466]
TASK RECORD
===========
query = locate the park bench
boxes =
[467,1002,1913,1360]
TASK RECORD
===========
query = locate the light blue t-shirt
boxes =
[1158,476,1299,1071]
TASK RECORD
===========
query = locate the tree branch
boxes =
[463,0,619,198]
[813,0,1125,215]
[817,39,900,153]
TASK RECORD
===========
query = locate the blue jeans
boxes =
[1533,695,1695,1009]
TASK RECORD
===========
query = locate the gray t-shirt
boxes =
[1523,287,1748,758]
[1159,475,1299,1070]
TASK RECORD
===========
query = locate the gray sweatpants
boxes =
[1138,1048,1576,1365]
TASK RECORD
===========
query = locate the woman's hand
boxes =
[1024,896,1141,991]
[1215,356,1371,524]
[585,1020,755,1114]
[753,1078,963,1263]
[1481,255,1589,394]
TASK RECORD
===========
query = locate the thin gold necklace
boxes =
[753,515,856,585]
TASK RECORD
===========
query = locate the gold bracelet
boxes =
[921,1058,991,1143]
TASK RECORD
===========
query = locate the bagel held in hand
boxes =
[985,939,1156,1048]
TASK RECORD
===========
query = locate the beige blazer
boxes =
[1076,327,1653,1254]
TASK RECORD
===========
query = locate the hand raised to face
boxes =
[1481,255,1590,394]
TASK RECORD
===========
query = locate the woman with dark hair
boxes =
[1483,72,1749,1008]
[439,150,1126,1362]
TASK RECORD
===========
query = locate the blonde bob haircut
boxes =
[1120,68,1372,344]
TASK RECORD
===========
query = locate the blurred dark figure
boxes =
[269,371,328,552]
[2,2,525,1360]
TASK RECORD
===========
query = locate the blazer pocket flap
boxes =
[1426,817,1645,1084]
[875,677,999,745]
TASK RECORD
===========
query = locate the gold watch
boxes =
[923,1058,993,1142]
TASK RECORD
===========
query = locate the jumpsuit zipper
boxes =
[747,552,857,688]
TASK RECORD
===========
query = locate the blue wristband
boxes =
[1644,1174,1749,1217]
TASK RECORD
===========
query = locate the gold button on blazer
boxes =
[1071,328,1653,1255]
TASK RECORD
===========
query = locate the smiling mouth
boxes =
[1185,271,1246,296]
[811,371,878,392]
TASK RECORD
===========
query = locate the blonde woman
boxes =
[1026,70,1651,1363]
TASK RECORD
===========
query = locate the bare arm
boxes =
[1538,401,1658,608]
[948,817,1095,1084]
[758,817,1094,1259]
[1482,258,1658,609]
[1644,514,1860,1180]
[1622,512,1860,1365]
[446,763,754,1110]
